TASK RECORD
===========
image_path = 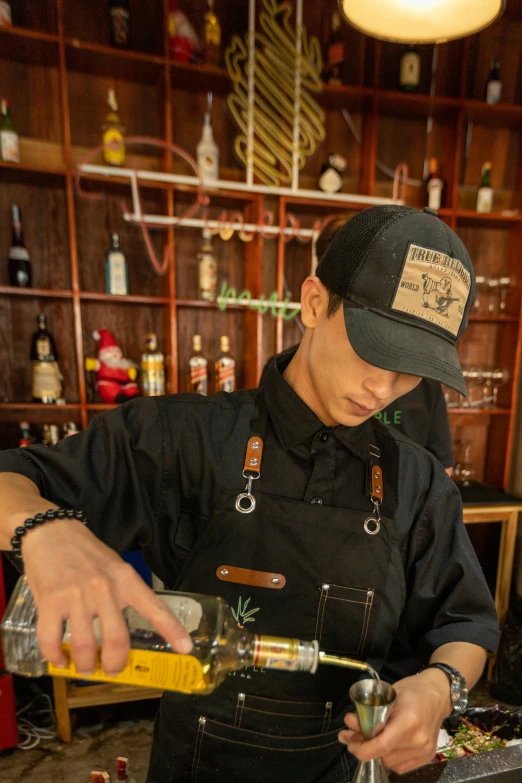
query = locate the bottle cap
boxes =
[220,335,230,351]
[108,88,118,112]
[112,232,119,245]
[19,421,29,429]
[193,334,202,350]
[483,161,492,170]
[145,333,158,350]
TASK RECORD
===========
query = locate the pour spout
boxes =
[318,651,371,673]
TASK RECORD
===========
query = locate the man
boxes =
[0,206,498,782]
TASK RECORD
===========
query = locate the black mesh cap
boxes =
[315,205,476,396]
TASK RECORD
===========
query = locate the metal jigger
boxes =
[349,679,396,783]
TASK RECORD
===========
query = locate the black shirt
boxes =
[261,348,455,468]
[0,352,499,662]
[376,379,455,468]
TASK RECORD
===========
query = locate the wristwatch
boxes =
[422,663,468,717]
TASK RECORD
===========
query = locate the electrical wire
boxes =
[16,693,57,750]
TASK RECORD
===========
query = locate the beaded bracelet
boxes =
[10,508,88,564]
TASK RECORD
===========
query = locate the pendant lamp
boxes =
[338,0,505,44]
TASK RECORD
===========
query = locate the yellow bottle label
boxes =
[48,644,207,693]
[103,128,126,166]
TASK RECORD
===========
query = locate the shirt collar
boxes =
[261,347,375,462]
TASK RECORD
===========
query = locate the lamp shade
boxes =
[339,0,505,44]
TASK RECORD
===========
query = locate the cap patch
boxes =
[391,242,471,337]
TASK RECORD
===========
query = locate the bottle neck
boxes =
[240,633,319,673]
[481,170,491,187]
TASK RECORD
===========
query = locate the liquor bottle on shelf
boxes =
[203,0,221,66]
[63,421,79,437]
[1,98,20,163]
[198,228,218,301]
[140,334,165,397]
[109,0,130,49]
[102,89,126,167]
[8,204,32,287]
[168,0,200,63]
[42,424,61,447]
[105,233,129,296]
[424,158,446,211]
[0,1,11,26]
[318,153,346,194]
[116,757,135,783]
[196,92,219,182]
[323,10,345,85]
[476,162,493,213]
[3,579,379,696]
[91,773,111,783]
[485,56,502,104]
[400,45,420,92]
[215,336,235,393]
[31,314,63,404]
[18,422,31,448]
[189,335,208,395]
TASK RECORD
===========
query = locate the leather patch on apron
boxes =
[371,465,383,501]
[216,565,286,589]
[243,436,263,477]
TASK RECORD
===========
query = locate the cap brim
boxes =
[344,305,468,397]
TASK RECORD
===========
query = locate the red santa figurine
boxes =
[86,329,140,404]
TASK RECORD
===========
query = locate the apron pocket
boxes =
[234,693,335,735]
[191,716,352,783]
[315,583,375,657]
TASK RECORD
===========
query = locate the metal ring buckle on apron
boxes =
[364,446,383,535]
[236,436,263,514]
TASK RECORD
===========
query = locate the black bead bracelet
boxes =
[10,508,88,564]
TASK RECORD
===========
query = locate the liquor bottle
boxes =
[424,158,445,211]
[109,0,130,49]
[203,0,221,66]
[323,10,345,85]
[31,314,63,404]
[3,578,374,696]
[42,424,61,447]
[318,153,346,194]
[105,233,129,296]
[102,89,126,167]
[215,336,235,393]
[1,98,20,163]
[196,92,219,182]
[116,757,135,783]
[198,228,218,301]
[486,56,502,104]
[477,162,493,213]
[140,334,165,397]
[18,422,31,448]
[63,421,79,437]
[91,773,111,783]
[8,205,32,287]
[400,45,420,92]
[189,335,208,395]
[0,1,11,26]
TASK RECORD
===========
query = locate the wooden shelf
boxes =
[377,90,461,119]
[464,99,522,128]
[455,210,522,223]
[0,287,73,299]
[86,404,118,411]
[170,60,231,94]
[65,38,165,82]
[0,24,58,43]
[80,292,169,305]
[0,403,81,410]
[175,298,245,311]
[468,314,519,322]
[0,138,66,177]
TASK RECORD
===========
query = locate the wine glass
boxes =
[491,367,510,408]
[487,278,500,315]
[443,384,461,409]
[462,367,481,408]
[481,367,495,408]
[498,277,512,314]
[453,440,475,486]
[473,276,487,315]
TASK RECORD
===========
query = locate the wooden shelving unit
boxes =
[1,0,521,495]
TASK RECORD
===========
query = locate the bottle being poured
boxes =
[2,578,383,696]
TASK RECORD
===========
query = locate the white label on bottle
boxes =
[1,130,20,163]
[9,247,30,261]
[427,178,443,210]
[318,167,342,194]
[477,186,493,213]
[36,337,51,357]
[16,269,29,286]
[400,52,420,87]
[32,362,62,399]
[486,80,502,104]
[197,147,219,180]
[108,251,128,295]
[0,1,11,25]
[199,253,217,300]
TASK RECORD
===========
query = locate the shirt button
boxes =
[311,496,323,505]
[319,432,329,442]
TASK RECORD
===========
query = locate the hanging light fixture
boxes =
[339,0,505,44]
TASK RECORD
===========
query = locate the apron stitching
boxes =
[203,718,342,740]
[316,586,329,643]
[191,717,206,783]
[203,732,342,752]
[324,583,369,593]
[340,749,350,780]
[358,591,375,656]
[324,596,373,605]
[245,707,326,718]
[322,702,332,733]
[239,697,246,728]
[243,695,327,706]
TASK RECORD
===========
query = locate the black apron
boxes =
[147,392,406,783]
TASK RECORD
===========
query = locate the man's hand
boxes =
[20,517,193,677]
[339,669,452,775]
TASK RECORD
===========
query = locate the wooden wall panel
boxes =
[466,15,522,103]
[0,178,70,290]
[0,55,62,142]
[62,0,164,55]
[9,2,57,33]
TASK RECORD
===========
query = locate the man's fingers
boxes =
[68,601,97,675]
[343,712,360,731]
[97,593,131,675]
[342,709,416,762]
[36,606,67,668]
[122,568,193,653]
